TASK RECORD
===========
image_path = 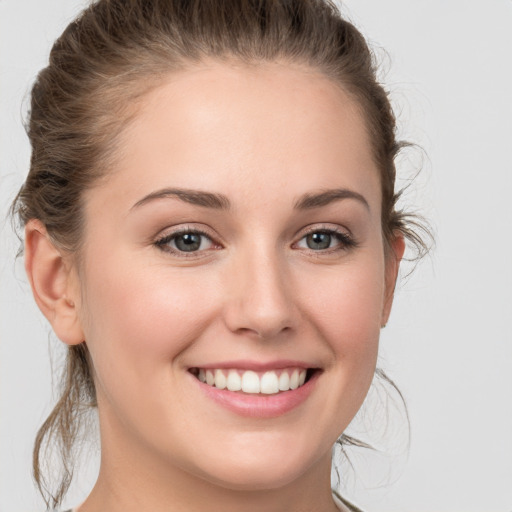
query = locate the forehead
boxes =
[87,60,380,215]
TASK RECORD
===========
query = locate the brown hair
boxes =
[12,0,430,508]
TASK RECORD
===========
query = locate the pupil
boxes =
[176,233,201,252]
[307,232,331,250]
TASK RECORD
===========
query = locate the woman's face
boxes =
[72,62,400,490]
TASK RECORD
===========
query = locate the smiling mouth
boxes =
[189,367,317,395]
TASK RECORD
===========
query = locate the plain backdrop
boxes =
[1,1,511,511]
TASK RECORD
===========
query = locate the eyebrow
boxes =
[131,186,369,212]
[131,188,231,210]
[294,188,370,211]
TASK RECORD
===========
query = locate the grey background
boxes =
[1,1,511,511]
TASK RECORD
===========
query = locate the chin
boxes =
[200,463,308,492]
[190,437,326,492]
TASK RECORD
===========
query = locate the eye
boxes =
[304,232,333,250]
[295,228,355,252]
[155,229,216,254]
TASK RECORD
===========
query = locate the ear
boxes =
[381,234,406,327]
[24,219,84,345]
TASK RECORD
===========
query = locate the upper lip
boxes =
[188,360,319,371]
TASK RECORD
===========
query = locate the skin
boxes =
[25,61,404,512]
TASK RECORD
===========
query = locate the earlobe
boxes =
[381,234,406,326]
[24,219,84,345]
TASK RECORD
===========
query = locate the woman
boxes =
[11,0,428,510]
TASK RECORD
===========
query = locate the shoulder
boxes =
[332,491,366,512]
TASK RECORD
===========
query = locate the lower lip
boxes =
[194,371,320,418]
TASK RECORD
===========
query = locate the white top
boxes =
[333,492,364,512]
[64,493,361,512]
[333,493,351,511]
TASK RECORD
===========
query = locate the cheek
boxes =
[306,261,384,338]
[298,254,385,378]
[79,251,220,378]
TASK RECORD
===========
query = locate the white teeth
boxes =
[226,370,242,391]
[289,369,299,390]
[260,371,279,394]
[278,371,290,391]
[197,367,310,394]
[241,370,260,393]
[214,369,227,389]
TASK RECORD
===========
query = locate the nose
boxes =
[223,247,297,340]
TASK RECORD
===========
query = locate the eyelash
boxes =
[154,225,357,257]
[294,226,357,254]
[154,227,218,257]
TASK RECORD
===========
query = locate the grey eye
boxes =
[305,232,332,250]
[295,229,354,252]
[155,229,217,255]
[173,233,204,252]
